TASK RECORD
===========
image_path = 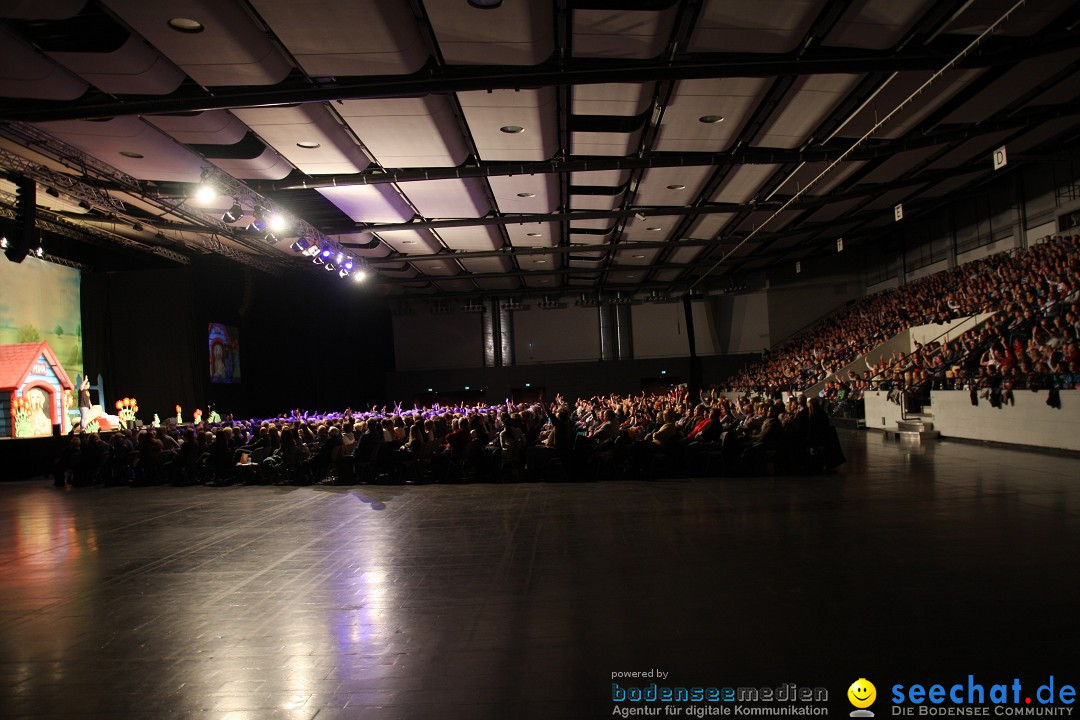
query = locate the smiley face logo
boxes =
[848,679,877,709]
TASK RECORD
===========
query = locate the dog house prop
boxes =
[0,341,74,438]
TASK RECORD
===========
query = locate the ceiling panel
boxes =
[457,88,558,161]
[572,83,655,117]
[688,213,737,239]
[941,50,1080,125]
[754,74,862,148]
[250,0,427,77]
[489,174,559,214]
[711,164,780,204]
[338,96,470,168]
[669,246,704,264]
[571,194,622,211]
[836,69,985,140]
[47,35,185,95]
[523,274,560,289]
[426,1,553,66]
[506,222,558,248]
[399,178,490,218]
[380,229,442,254]
[614,248,660,265]
[824,0,936,50]
[474,277,522,291]
[231,105,372,175]
[36,117,205,182]
[102,0,293,86]
[434,225,502,252]
[572,8,677,59]
[688,0,820,53]
[316,185,414,223]
[570,169,632,187]
[856,146,942,185]
[622,215,680,242]
[570,130,642,157]
[459,256,513,274]
[655,78,769,152]
[634,166,714,207]
[412,258,457,276]
[0,28,87,100]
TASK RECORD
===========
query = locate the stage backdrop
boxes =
[0,255,83,380]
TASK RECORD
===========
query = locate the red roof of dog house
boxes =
[0,342,74,392]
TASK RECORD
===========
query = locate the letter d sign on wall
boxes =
[993,146,1007,170]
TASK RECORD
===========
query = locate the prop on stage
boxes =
[0,341,74,438]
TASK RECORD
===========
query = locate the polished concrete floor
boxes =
[1,431,1078,719]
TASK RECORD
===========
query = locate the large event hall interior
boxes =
[1,1,1079,718]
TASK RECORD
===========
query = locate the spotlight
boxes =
[325,262,336,272]
[334,252,344,265]
[312,255,324,265]
[291,236,314,254]
[0,237,7,250]
[45,187,60,198]
[339,268,350,279]
[353,269,367,282]
[247,206,266,233]
[195,184,216,204]
[344,260,354,271]
[321,248,332,259]
[222,200,243,223]
[268,213,287,233]
[34,246,44,258]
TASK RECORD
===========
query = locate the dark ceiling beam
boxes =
[4,33,1077,123]
[241,98,1080,193]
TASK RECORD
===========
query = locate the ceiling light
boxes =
[533,259,547,264]
[291,237,314,254]
[632,254,645,259]
[119,151,143,158]
[666,184,686,190]
[500,125,525,134]
[525,232,543,237]
[698,115,725,124]
[221,200,243,223]
[34,246,44,258]
[646,227,663,232]
[468,0,503,8]
[195,184,216,204]
[344,260,354,271]
[401,240,417,245]
[539,279,550,283]
[168,18,204,33]
[334,252,345,265]
[354,270,367,282]
[296,141,321,149]
[517,192,536,198]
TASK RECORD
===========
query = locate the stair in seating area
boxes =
[885,412,940,442]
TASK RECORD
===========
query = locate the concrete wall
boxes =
[393,311,482,370]
[766,274,861,346]
[863,390,906,431]
[515,305,600,364]
[930,390,1080,452]
[712,292,770,354]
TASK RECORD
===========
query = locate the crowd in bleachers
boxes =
[50,388,845,488]
[722,234,1080,412]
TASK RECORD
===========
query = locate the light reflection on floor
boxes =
[0,431,1078,719]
